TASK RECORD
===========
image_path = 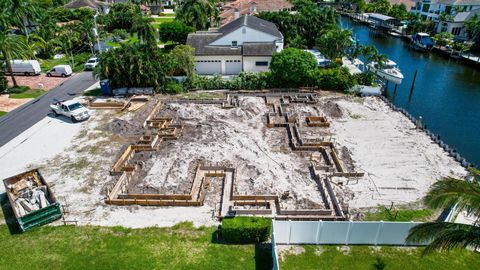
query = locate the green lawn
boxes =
[363,206,435,222]
[280,245,480,270]
[9,89,45,99]
[0,111,6,117]
[151,17,175,29]
[0,222,272,270]
[152,17,175,23]
[84,88,102,96]
[40,53,91,73]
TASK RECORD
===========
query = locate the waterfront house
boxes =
[411,0,480,21]
[186,15,284,75]
[436,8,480,40]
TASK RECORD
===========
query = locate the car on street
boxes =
[84,57,99,71]
[50,99,90,122]
[47,65,73,77]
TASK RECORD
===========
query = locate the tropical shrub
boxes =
[0,73,8,93]
[221,216,271,243]
[158,21,194,44]
[96,43,168,90]
[167,45,196,87]
[193,75,228,90]
[310,67,356,91]
[229,72,272,90]
[270,48,317,87]
[354,71,376,86]
[257,1,338,48]
[102,3,141,32]
[112,29,129,41]
[165,81,184,94]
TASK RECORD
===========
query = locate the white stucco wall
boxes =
[210,26,281,46]
[243,56,271,72]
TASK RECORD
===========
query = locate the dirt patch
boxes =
[0,94,32,112]
[340,146,355,172]
[105,118,144,137]
[7,74,69,90]
[322,100,343,118]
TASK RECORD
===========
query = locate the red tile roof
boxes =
[220,0,292,25]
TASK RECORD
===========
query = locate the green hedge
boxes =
[221,216,271,244]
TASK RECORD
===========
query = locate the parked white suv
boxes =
[84,57,99,71]
[50,99,90,122]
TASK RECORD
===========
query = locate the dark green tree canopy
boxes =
[158,21,194,44]
[269,48,317,87]
[175,0,219,30]
[97,44,168,90]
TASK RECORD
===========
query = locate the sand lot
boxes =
[0,93,466,227]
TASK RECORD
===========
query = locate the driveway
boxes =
[0,72,97,147]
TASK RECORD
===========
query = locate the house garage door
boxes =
[225,60,242,75]
[195,60,221,75]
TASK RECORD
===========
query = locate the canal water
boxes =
[341,16,480,167]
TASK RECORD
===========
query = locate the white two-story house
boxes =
[186,15,284,75]
[411,0,480,21]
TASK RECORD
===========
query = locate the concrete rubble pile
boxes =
[7,176,50,217]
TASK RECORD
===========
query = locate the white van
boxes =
[47,65,73,77]
[9,60,41,76]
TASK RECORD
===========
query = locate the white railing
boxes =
[273,220,426,246]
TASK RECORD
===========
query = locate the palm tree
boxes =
[130,16,157,47]
[176,0,219,30]
[0,30,32,87]
[360,44,379,72]
[4,0,40,40]
[406,169,480,253]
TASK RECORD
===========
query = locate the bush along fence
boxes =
[221,216,271,244]
[378,96,474,169]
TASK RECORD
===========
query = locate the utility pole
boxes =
[93,13,101,55]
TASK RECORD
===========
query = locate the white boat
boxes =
[367,59,404,84]
[304,49,331,67]
[410,32,435,52]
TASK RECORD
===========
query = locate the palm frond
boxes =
[424,176,480,217]
[407,222,480,254]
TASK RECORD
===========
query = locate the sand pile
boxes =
[322,100,343,118]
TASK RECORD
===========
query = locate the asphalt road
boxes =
[0,72,97,147]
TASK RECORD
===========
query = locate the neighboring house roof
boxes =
[187,15,281,56]
[243,42,276,56]
[388,0,416,10]
[434,0,480,5]
[220,0,292,25]
[64,0,109,9]
[187,32,243,55]
[453,9,480,22]
[219,15,282,39]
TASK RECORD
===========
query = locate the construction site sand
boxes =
[1,94,467,228]
[329,96,467,209]
[140,97,325,210]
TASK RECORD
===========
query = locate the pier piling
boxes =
[409,69,418,101]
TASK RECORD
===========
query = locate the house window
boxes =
[422,4,430,12]
[256,61,268,66]
[451,27,462,35]
[232,41,238,47]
